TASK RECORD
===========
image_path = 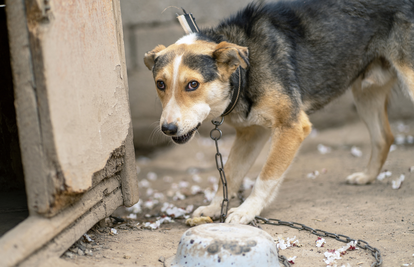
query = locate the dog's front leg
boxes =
[226,112,311,224]
[192,125,270,219]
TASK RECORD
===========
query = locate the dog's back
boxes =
[203,0,414,112]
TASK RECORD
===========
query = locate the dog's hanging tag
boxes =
[177,8,199,34]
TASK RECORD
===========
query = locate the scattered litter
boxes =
[173,191,186,201]
[390,144,397,152]
[124,254,131,259]
[160,203,190,218]
[307,170,320,179]
[203,184,218,202]
[186,205,194,213]
[407,135,414,144]
[147,172,157,181]
[316,237,326,247]
[171,183,179,190]
[324,240,358,266]
[110,228,118,235]
[146,188,154,196]
[153,192,164,200]
[186,216,213,227]
[83,234,93,243]
[395,134,406,145]
[191,185,202,195]
[409,166,414,173]
[287,256,297,264]
[192,174,202,183]
[126,200,142,214]
[140,216,173,230]
[138,179,150,188]
[276,236,301,250]
[163,176,173,183]
[321,168,328,174]
[317,144,332,154]
[392,174,405,189]
[351,146,363,157]
[377,170,392,181]
[143,199,159,209]
[208,176,218,184]
[243,177,256,190]
[178,181,190,188]
[397,122,410,133]
[127,213,137,219]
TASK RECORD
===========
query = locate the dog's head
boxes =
[144,33,249,144]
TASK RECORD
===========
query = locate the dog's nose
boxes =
[161,123,178,135]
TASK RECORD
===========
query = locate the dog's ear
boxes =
[144,45,166,70]
[213,42,249,75]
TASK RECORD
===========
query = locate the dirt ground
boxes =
[63,118,414,267]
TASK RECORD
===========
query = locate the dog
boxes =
[144,0,414,224]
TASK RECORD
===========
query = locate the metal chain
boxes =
[210,117,229,223]
[210,121,382,266]
[254,216,383,267]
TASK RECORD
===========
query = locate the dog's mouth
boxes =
[172,123,201,144]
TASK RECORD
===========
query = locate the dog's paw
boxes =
[346,172,375,185]
[192,204,221,219]
[225,206,258,224]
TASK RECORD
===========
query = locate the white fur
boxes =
[172,55,183,90]
[226,176,283,224]
[160,55,183,129]
[175,33,197,45]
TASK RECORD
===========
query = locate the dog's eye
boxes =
[156,81,165,90]
[186,81,199,91]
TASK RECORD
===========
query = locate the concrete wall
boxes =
[121,0,414,149]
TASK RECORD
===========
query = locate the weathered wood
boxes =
[0,177,122,267]
[35,257,79,267]
[112,0,140,206]
[6,0,52,215]
[20,188,123,267]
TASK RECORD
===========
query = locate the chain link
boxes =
[254,216,382,267]
[211,119,382,267]
[210,117,229,223]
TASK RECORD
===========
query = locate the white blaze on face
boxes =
[162,55,183,126]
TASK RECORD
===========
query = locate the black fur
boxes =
[183,54,219,83]
[198,0,414,119]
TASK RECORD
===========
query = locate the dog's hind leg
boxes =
[346,72,396,185]
[192,125,270,220]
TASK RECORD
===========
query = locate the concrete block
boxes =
[120,0,255,26]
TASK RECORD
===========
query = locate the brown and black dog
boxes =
[144,0,414,224]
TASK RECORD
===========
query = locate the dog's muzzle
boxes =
[170,123,201,144]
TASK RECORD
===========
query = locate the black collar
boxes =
[221,67,242,117]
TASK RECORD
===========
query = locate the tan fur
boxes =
[393,63,414,101]
[213,42,249,79]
